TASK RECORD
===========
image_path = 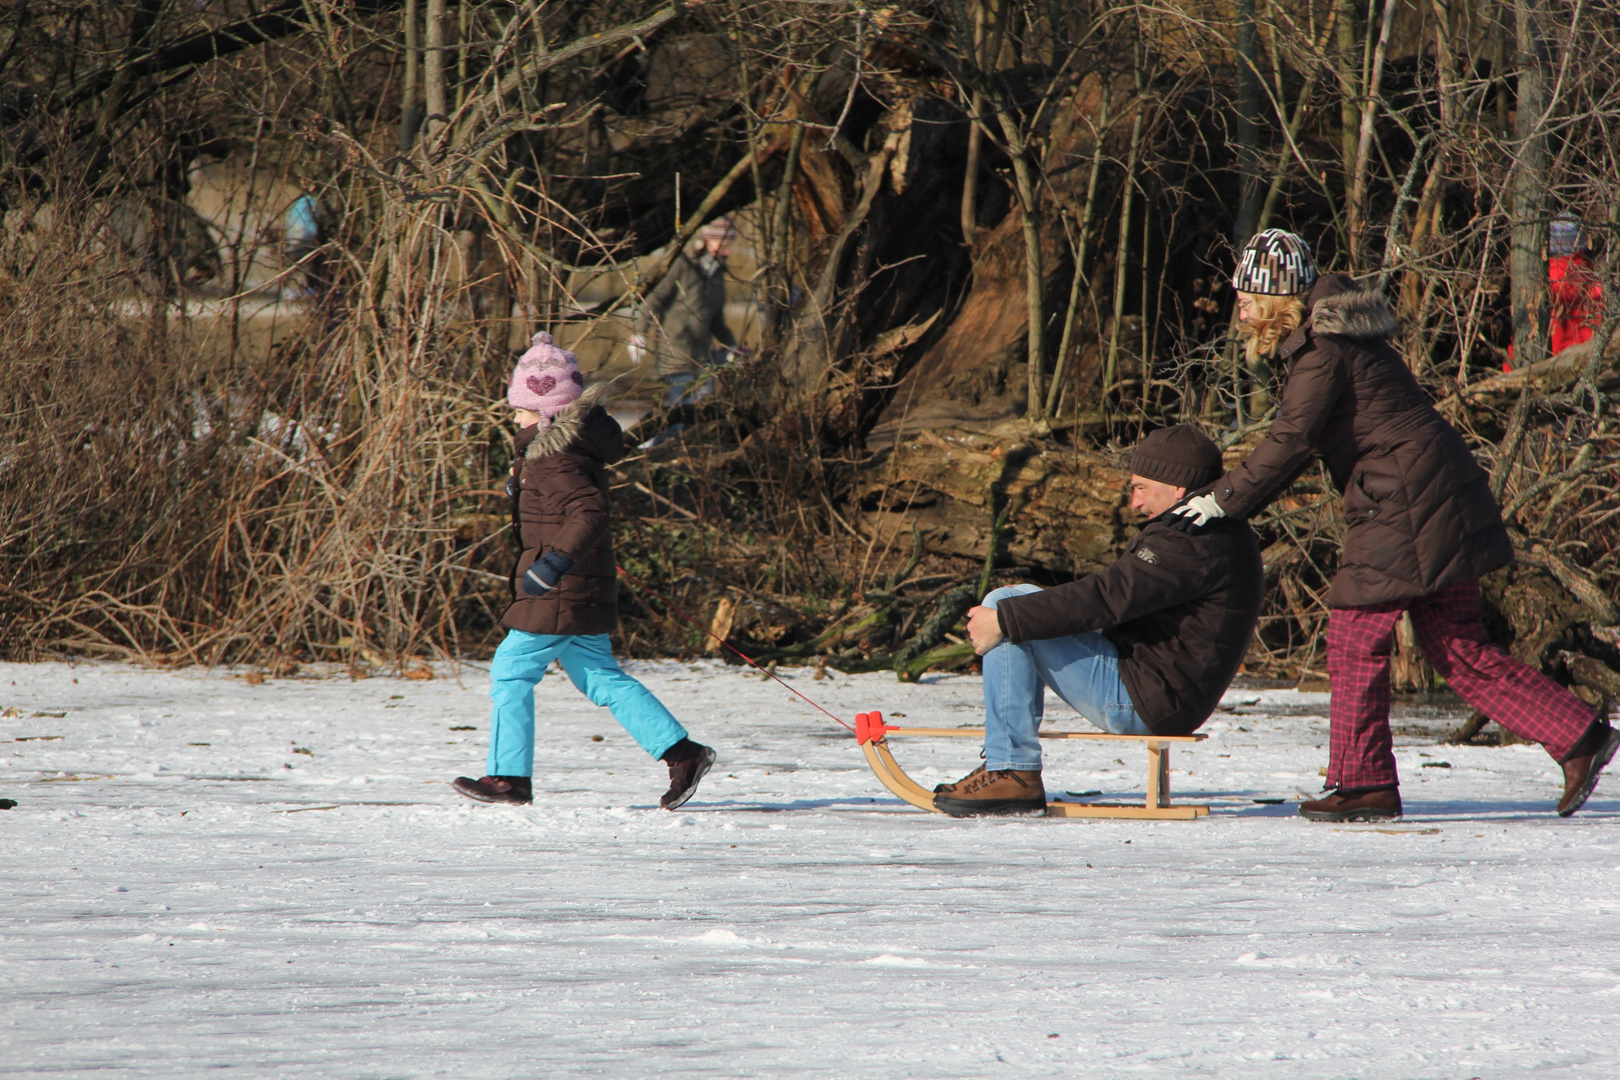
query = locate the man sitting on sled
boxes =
[936,425,1264,817]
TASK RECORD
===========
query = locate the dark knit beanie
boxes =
[1129,425,1222,489]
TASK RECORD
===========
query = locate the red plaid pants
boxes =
[1325,580,1595,790]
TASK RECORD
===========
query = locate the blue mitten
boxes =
[521,551,574,596]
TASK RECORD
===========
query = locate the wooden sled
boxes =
[855,711,1209,820]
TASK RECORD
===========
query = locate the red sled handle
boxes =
[854,711,895,745]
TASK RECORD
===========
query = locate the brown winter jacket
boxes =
[995,514,1264,736]
[1211,274,1513,608]
[501,384,625,636]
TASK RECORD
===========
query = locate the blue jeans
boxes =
[487,630,688,777]
[664,371,714,407]
[981,584,1148,771]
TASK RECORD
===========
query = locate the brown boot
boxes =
[452,775,532,804]
[1558,717,1619,817]
[660,739,716,810]
[934,763,986,795]
[1299,786,1401,822]
[933,769,1046,817]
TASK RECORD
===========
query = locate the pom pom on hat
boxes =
[508,330,584,422]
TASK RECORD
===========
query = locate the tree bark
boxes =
[62,1,407,116]
[1009,147,1047,417]
[960,1,988,246]
[1105,93,1145,399]
[399,0,420,151]
[1233,0,1262,243]
[423,0,447,150]
[451,5,679,148]
[1335,0,1360,185]
[962,93,985,247]
[1510,0,1552,369]
[763,123,806,352]
[1346,0,1397,266]
[1046,77,1112,417]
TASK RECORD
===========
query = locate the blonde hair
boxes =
[1236,291,1308,363]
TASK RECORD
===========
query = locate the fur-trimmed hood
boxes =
[518,382,623,463]
[1215,269,1512,610]
[503,380,623,638]
[1307,274,1399,342]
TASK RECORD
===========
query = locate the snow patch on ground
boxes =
[1,659,1618,1078]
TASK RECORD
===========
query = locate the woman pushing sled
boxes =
[1171,230,1617,820]
[453,332,716,809]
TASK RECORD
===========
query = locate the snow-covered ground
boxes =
[2,659,1616,1079]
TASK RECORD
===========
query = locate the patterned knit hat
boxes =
[697,215,735,245]
[1232,229,1317,296]
[1549,215,1587,258]
[1130,425,1223,490]
[507,331,584,423]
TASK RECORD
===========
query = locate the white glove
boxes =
[627,333,646,364]
[1171,492,1227,528]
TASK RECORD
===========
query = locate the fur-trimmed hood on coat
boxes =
[521,382,623,464]
[1214,271,1512,608]
[1307,274,1400,342]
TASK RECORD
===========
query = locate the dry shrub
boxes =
[0,186,511,666]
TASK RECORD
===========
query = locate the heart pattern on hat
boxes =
[508,330,585,419]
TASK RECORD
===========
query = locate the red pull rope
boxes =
[615,565,857,733]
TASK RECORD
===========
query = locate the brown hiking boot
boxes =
[1558,717,1619,817]
[933,769,1046,817]
[660,739,716,810]
[452,775,532,804]
[934,763,986,795]
[1299,786,1401,822]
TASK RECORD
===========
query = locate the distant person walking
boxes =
[1171,229,1616,821]
[452,331,717,809]
[629,215,739,406]
[282,190,325,301]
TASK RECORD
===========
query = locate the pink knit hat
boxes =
[698,215,735,244]
[507,331,583,423]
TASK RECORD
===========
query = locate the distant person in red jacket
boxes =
[1547,216,1601,356]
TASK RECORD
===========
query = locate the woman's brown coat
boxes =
[1211,273,1513,608]
[501,384,624,636]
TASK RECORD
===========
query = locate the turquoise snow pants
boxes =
[487,630,688,777]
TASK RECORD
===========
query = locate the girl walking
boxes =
[453,332,716,809]
[1173,230,1616,821]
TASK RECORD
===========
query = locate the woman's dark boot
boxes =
[1298,785,1401,822]
[660,739,716,809]
[452,775,532,804]
[1558,715,1619,816]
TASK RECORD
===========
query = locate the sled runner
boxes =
[855,711,1209,820]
